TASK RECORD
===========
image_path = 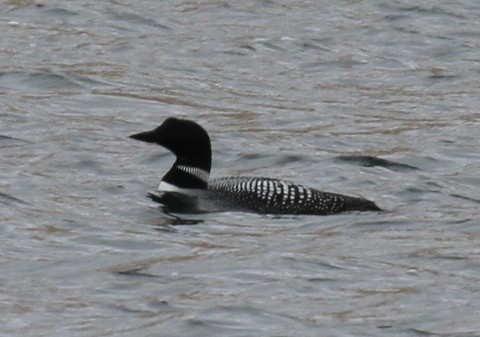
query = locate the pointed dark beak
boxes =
[129,130,156,143]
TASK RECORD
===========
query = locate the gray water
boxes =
[1,1,479,336]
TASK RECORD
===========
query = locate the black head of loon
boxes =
[130,117,211,189]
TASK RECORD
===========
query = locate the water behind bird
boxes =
[1,1,479,336]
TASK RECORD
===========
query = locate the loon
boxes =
[130,117,381,215]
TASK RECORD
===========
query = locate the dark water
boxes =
[1,1,479,336]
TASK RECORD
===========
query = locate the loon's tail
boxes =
[341,196,382,212]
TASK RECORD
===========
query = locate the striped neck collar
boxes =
[176,165,210,184]
[161,164,210,189]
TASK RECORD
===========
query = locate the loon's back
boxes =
[130,117,381,216]
[207,176,380,215]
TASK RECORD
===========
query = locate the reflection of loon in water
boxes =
[130,117,381,215]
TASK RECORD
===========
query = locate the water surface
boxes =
[1,1,479,336]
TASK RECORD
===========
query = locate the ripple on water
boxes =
[0,71,109,93]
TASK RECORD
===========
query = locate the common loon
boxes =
[130,117,381,215]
